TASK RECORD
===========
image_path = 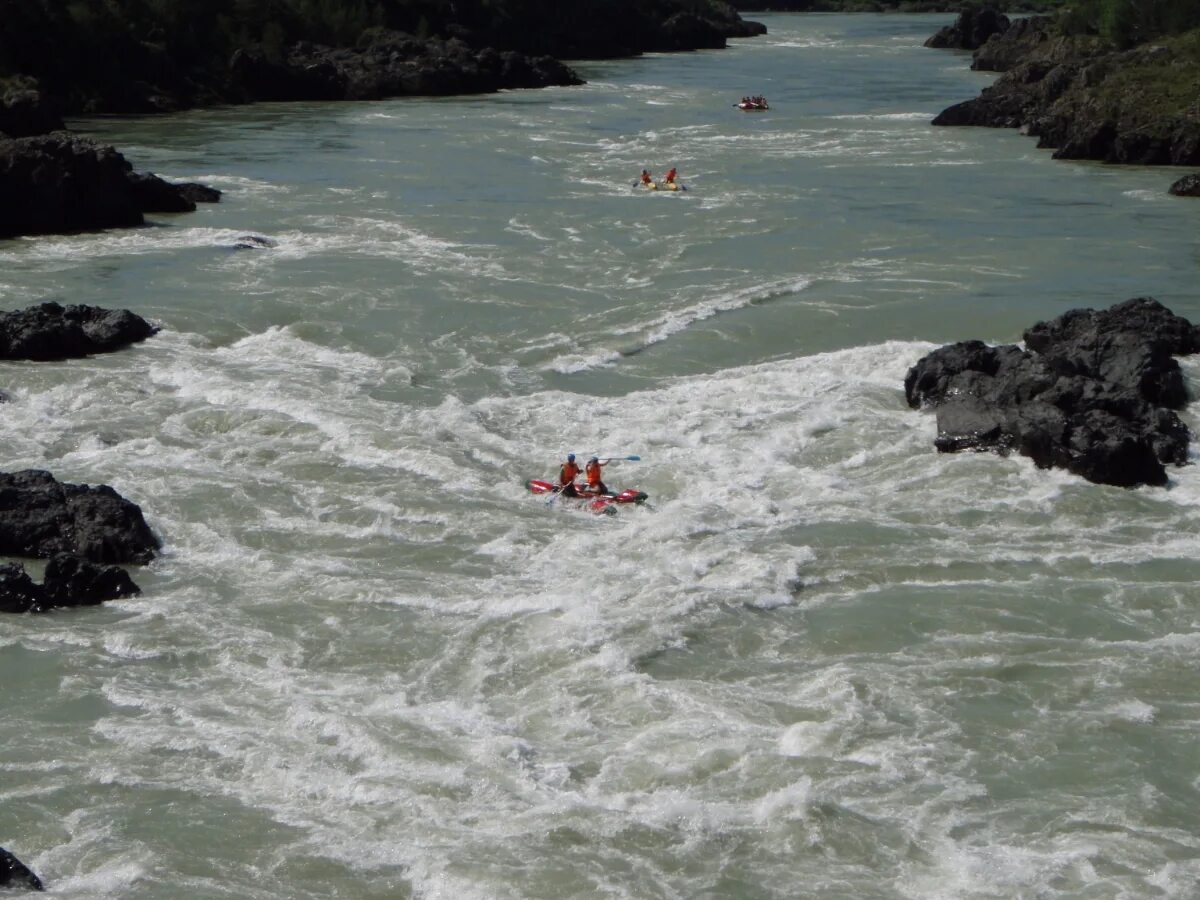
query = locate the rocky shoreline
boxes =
[926,10,1200,194]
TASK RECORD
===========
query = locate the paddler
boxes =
[640,169,653,186]
[583,457,609,495]
[558,453,581,497]
[664,167,677,185]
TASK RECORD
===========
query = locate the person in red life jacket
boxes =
[640,169,653,186]
[583,457,609,495]
[664,167,677,185]
[558,453,581,497]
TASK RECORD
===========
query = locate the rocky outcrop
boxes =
[931,18,1200,167]
[0,469,159,564]
[0,554,140,614]
[0,847,43,891]
[0,302,157,360]
[230,34,583,103]
[905,298,1200,487]
[924,7,1010,51]
[0,133,219,238]
[1170,173,1200,196]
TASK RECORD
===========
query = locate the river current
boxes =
[3,13,1200,899]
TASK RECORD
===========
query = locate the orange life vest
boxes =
[585,461,603,486]
[559,461,580,485]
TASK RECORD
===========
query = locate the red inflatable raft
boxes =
[526,480,649,514]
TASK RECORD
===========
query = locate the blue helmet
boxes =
[567,453,575,462]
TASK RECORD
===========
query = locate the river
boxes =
[3,13,1200,899]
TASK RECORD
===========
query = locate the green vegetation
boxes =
[1060,0,1200,46]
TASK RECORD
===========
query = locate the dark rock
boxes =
[649,13,728,52]
[126,171,197,213]
[925,7,1010,51]
[0,563,45,614]
[0,554,138,613]
[42,553,141,608]
[0,302,158,360]
[0,846,44,891]
[0,469,159,564]
[0,134,144,238]
[905,298,1200,487]
[1169,173,1200,197]
[0,87,64,138]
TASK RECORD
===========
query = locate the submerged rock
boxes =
[0,302,157,360]
[0,469,160,564]
[0,847,44,891]
[905,298,1200,487]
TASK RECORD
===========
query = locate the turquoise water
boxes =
[3,13,1200,898]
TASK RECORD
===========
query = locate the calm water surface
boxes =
[3,13,1200,899]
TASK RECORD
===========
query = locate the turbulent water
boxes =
[4,13,1200,898]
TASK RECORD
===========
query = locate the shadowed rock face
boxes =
[0,846,44,891]
[0,302,157,360]
[905,298,1200,487]
[0,469,160,564]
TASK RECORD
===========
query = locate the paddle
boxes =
[597,455,640,462]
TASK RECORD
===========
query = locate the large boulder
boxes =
[0,469,159,564]
[0,847,43,891]
[905,298,1200,487]
[0,302,157,360]
[924,7,1010,51]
